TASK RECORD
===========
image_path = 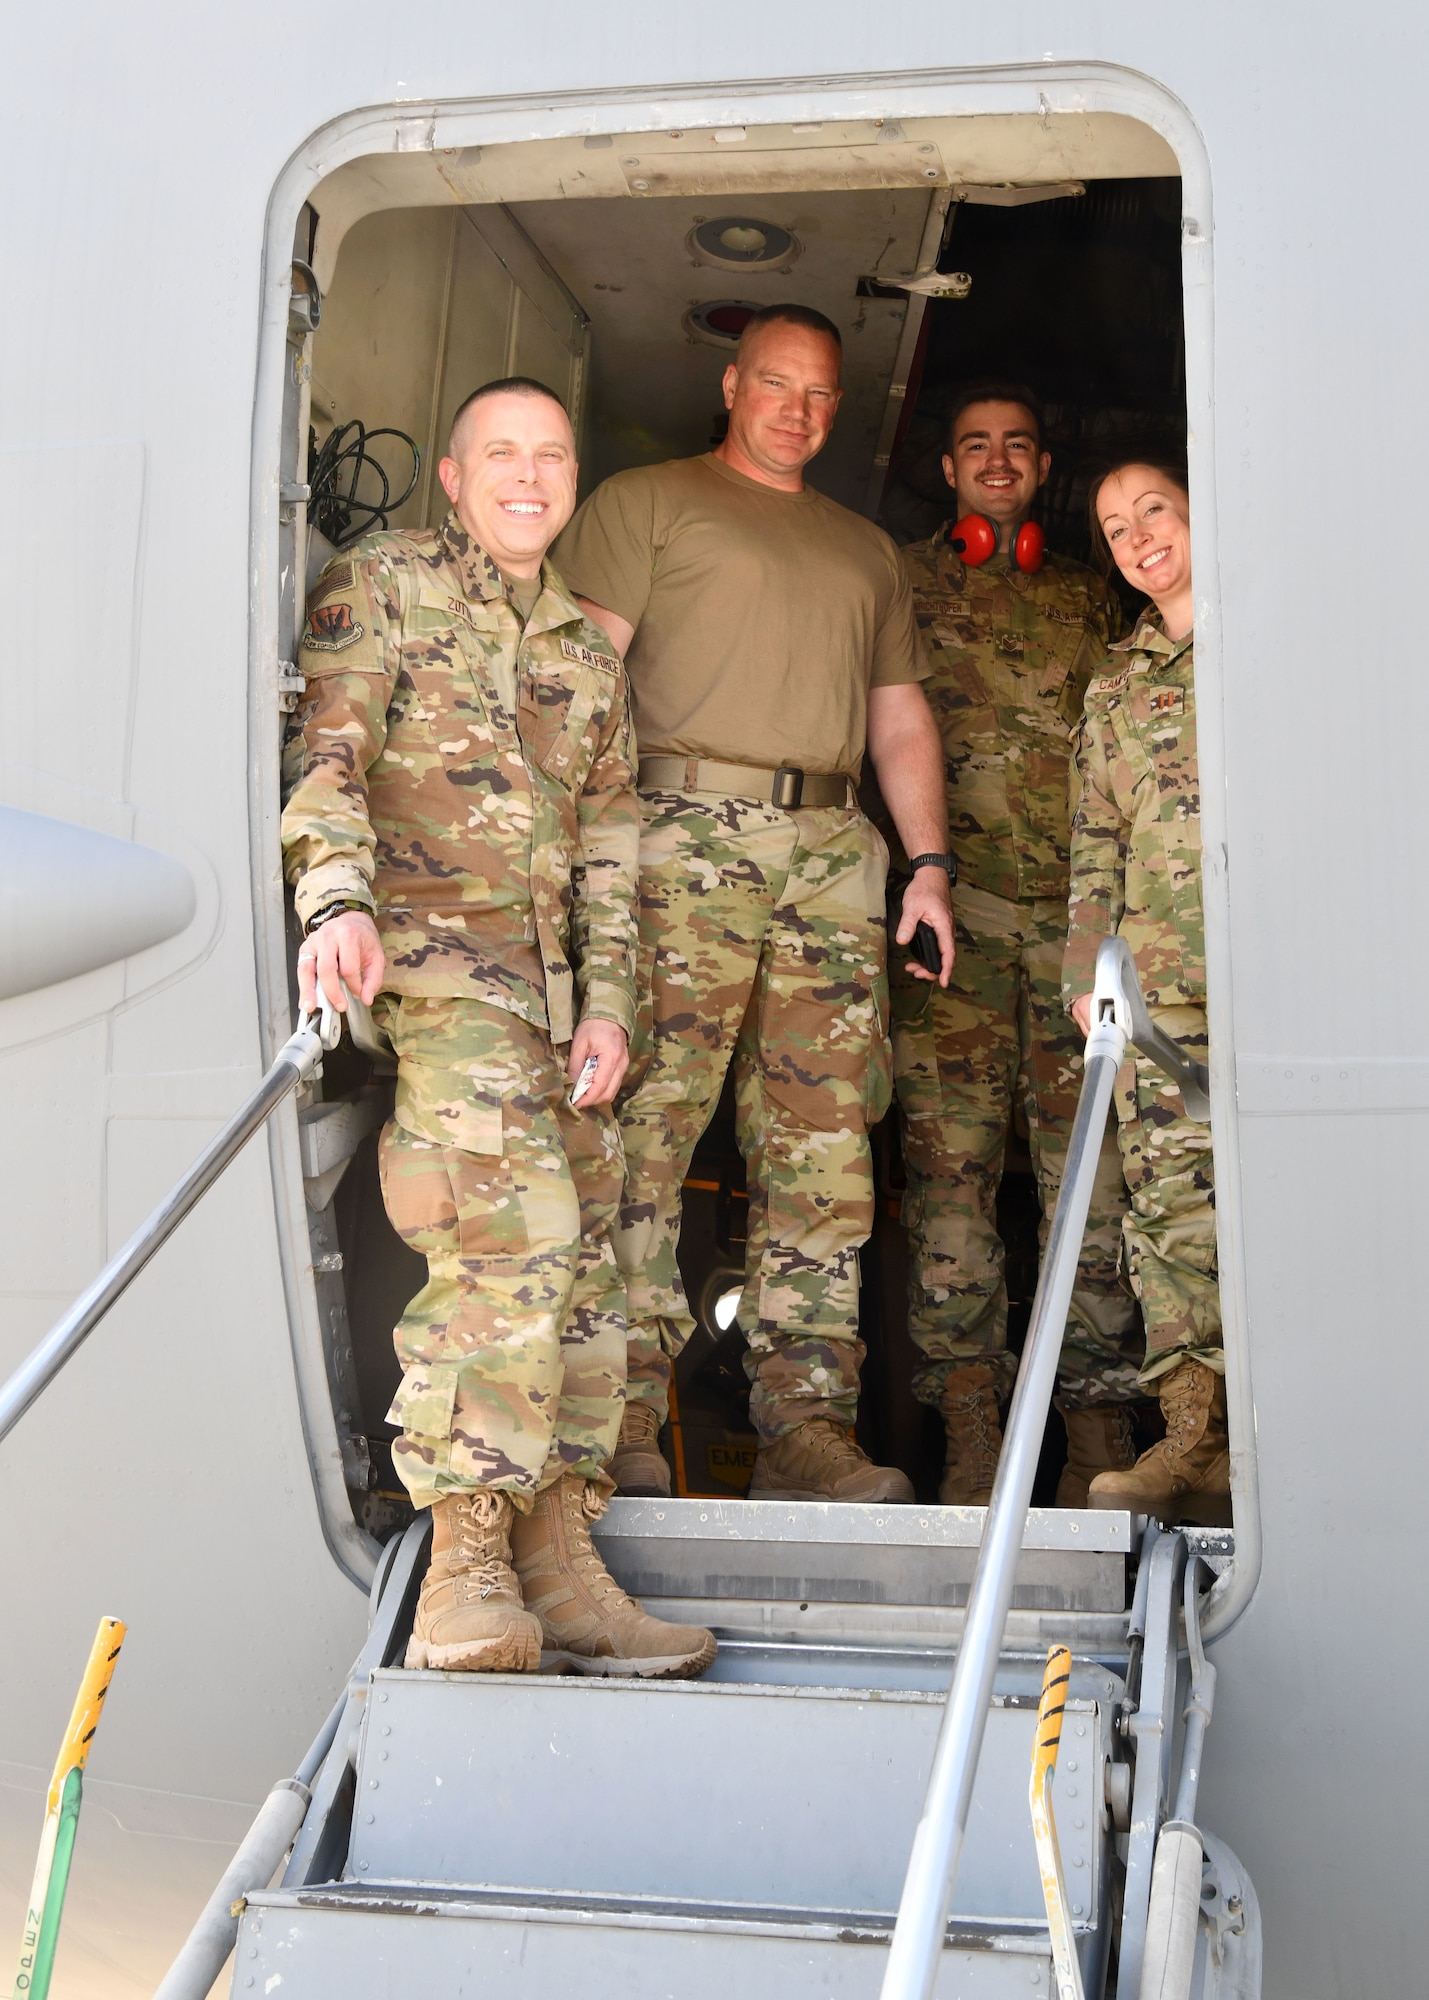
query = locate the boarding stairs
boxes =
[0,940,1262,2000]
[215,1499,1256,2000]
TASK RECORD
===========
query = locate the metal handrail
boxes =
[878,935,1211,2000]
[0,1002,343,1451]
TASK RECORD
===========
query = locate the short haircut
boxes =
[735,302,843,359]
[448,376,568,452]
[946,381,1046,454]
[1086,456,1190,575]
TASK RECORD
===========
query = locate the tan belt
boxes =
[637,756,853,810]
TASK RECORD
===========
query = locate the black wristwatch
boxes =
[907,852,959,884]
[305,899,370,936]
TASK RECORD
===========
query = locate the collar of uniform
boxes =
[934,522,1028,589]
[438,511,506,604]
[437,510,588,638]
[522,557,590,641]
[1109,610,1193,667]
[932,523,968,589]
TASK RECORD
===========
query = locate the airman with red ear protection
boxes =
[877,381,1142,1509]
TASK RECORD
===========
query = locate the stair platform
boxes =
[237,1885,1059,1997]
[593,1496,1135,1613]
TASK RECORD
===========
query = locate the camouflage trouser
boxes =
[891,884,1141,1410]
[1115,1003,1222,1382]
[374,995,626,1511]
[615,792,892,1442]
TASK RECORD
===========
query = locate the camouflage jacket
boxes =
[1063,616,1203,1010]
[280,513,639,1043]
[901,530,1122,901]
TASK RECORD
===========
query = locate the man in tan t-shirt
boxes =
[555,303,954,1503]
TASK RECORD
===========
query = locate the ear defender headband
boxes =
[949,515,1046,574]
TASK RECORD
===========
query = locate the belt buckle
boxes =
[771,765,804,809]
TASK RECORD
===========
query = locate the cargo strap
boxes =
[636,756,853,810]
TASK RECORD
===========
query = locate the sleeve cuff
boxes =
[579,983,636,1041]
[292,863,376,930]
[1061,931,1105,1010]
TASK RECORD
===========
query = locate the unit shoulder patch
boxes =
[303,602,365,653]
[560,636,619,673]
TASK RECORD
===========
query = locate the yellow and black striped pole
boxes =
[14,1617,126,2000]
[1029,1643,1085,2000]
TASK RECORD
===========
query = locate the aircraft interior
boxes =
[288,123,1189,1534]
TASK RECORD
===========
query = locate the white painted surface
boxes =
[0,9,1423,1997]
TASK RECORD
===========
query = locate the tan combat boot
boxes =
[748,1418,915,1503]
[511,1473,717,1677]
[938,1365,1004,1506]
[1055,1405,1138,1509]
[405,1489,543,1674]
[608,1400,672,1497]
[1088,1360,1231,1523]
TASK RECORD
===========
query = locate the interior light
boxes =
[684,300,763,346]
[719,224,768,254]
[713,1286,743,1331]
[688,217,799,273]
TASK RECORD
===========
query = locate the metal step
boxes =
[236,1884,1060,1998]
[594,1496,1135,1614]
[345,1665,1118,1931]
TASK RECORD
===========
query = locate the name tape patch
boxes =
[1090,670,1129,696]
[560,637,618,673]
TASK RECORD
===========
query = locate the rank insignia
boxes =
[1148,685,1184,717]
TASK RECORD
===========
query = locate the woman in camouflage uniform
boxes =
[1062,460,1229,1522]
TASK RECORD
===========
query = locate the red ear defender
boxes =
[1013,520,1046,574]
[948,514,997,565]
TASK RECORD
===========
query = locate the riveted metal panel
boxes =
[347,1671,1108,1927]
[236,1891,1057,1999]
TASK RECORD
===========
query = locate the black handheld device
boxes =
[910,920,944,976]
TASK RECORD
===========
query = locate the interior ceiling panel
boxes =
[511,187,935,509]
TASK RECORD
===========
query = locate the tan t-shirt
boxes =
[554,453,926,778]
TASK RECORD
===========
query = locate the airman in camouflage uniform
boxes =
[1064,611,1228,1519]
[283,515,637,1508]
[615,791,894,1447]
[282,378,715,1676]
[556,306,954,1503]
[891,387,1141,1506]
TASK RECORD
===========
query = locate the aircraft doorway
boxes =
[288,144,1188,1533]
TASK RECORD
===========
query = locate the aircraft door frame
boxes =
[249,64,1258,1634]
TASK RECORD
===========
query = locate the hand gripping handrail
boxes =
[0,998,348,1452]
[877,935,1210,2000]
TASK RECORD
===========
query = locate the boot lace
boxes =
[1111,1406,1137,1466]
[620,1402,661,1448]
[943,1379,1000,1487]
[1161,1367,1210,1462]
[563,1480,631,1607]
[801,1419,872,1469]
[447,1492,514,1603]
